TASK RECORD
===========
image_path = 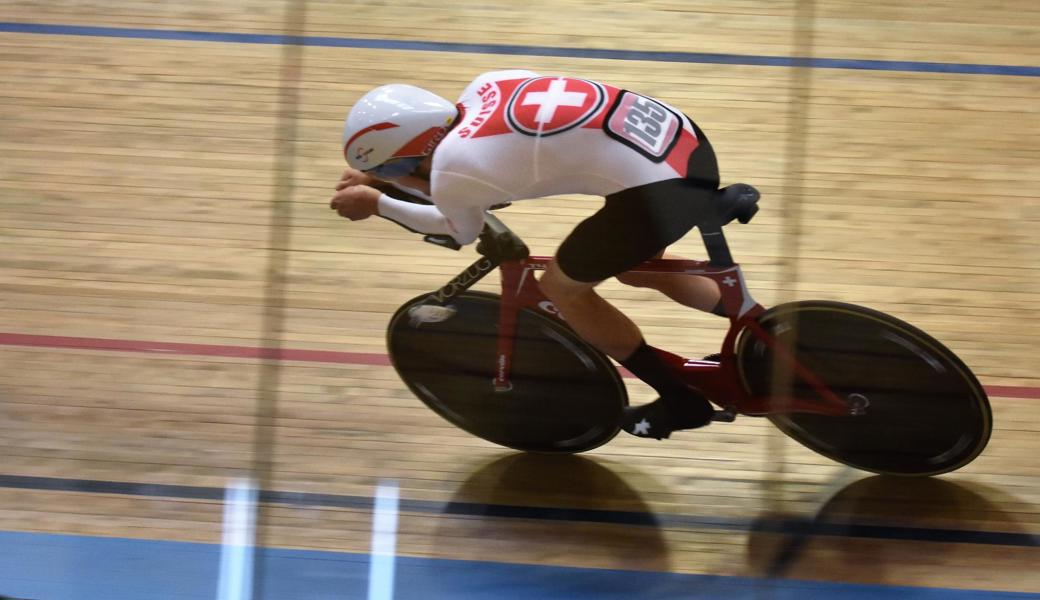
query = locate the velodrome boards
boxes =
[0,1,1037,597]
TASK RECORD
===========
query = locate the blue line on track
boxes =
[2,21,1039,77]
[1,474,1036,548]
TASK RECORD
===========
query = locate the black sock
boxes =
[621,341,713,426]
[620,341,694,403]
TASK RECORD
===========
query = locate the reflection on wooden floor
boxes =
[0,0,1038,597]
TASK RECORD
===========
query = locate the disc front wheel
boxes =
[387,292,627,453]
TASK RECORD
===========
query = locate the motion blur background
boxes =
[0,1,1038,598]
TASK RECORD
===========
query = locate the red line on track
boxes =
[0,332,391,366]
[1,332,1037,399]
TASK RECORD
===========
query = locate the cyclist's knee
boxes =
[615,250,667,288]
[616,271,651,288]
[540,259,596,303]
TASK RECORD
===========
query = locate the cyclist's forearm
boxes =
[370,181,432,205]
[377,194,457,238]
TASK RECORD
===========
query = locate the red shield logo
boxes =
[506,77,605,136]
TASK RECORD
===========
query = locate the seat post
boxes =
[700,224,735,267]
[699,183,759,267]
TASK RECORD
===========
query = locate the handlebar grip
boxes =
[423,234,462,250]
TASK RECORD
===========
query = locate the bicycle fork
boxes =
[414,254,533,393]
[491,260,540,392]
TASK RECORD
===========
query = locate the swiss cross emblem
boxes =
[506,77,605,136]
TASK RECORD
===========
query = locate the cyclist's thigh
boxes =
[555,178,716,283]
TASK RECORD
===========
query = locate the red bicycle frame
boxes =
[491,255,854,418]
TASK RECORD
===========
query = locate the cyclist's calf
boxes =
[539,259,643,361]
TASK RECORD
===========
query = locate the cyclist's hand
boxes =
[336,166,382,189]
[330,185,380,221]
[336,167,376,190]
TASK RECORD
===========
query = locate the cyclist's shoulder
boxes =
[429,150,514,209]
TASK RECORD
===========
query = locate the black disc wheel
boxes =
[387,292,627,453]
[736,301,991,476]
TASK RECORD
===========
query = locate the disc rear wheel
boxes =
[736,301,991,476]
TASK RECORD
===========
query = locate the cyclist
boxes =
[331,70,725,439]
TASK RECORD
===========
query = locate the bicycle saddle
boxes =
[715,183,761,226]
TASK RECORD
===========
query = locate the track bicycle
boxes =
[385,185,992,476]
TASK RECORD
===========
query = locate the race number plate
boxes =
[604,91,682,162]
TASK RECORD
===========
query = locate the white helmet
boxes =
[342,84,458,172]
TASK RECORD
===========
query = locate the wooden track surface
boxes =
[1,0,1038,595]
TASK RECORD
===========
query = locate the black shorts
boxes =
[556,123,720,283]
